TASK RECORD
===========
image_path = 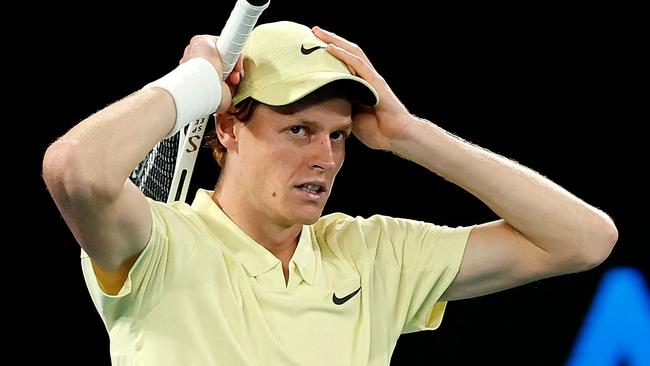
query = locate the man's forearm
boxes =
[46,88,175,199]
[389,116,617,262]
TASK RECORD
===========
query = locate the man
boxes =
[42,21,617,365]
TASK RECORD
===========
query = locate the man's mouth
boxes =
[295,183,326,194]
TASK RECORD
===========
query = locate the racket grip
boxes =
[216,0,270,80]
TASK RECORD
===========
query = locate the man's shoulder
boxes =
[312,213,407,261]
[314,212,453,239]
[315,211,362,229]
[317,211,354,223]
[314,212,398,235]
[316,212,402,225]
[145,197,206,230]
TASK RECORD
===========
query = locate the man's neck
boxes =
[211,184,301,262]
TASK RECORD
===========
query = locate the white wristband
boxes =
[144,57,222,139]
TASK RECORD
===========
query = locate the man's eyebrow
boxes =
[299,120,353,132]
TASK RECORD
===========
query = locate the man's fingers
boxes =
[234,55,245,80]
[312,26,348,47]
[228,70,241,85]
[312,26,371,65]
[325,43,375,82]
[235,54,244,72]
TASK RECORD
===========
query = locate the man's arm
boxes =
[389,118,618,300]
[42,35,233,293]
[42,87,175,275]
[313,26,618,301]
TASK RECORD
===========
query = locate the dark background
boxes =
[28,1,647,364]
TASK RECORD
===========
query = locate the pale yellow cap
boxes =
[232,21,378,107]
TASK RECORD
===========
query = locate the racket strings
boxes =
[130,133,180,202]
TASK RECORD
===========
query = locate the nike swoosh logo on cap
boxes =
[301,45,324,55]
[332,286,361,305]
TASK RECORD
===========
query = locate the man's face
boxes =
[232,97,352,227]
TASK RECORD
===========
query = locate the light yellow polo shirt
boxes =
[81,189,472,365]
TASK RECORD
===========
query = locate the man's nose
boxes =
[310,134,336,171]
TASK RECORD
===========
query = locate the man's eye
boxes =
[289,126,307,136]
[331,131,349,142]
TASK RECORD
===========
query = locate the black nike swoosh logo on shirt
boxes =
[301,45,324,55]
[332,286,361,305]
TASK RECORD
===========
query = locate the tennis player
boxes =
[42,21,618,365]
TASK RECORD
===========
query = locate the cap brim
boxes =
[240,71,378,107]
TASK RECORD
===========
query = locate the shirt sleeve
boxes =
[80,198,198,325]
[358,215,473,334]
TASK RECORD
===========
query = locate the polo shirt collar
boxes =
[191,189,316,285]
[290,224,316,285]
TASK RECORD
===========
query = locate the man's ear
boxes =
[216,112,238,151]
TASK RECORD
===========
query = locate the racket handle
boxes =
[216,0,270,80]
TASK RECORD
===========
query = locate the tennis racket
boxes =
[130,0,270,203]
